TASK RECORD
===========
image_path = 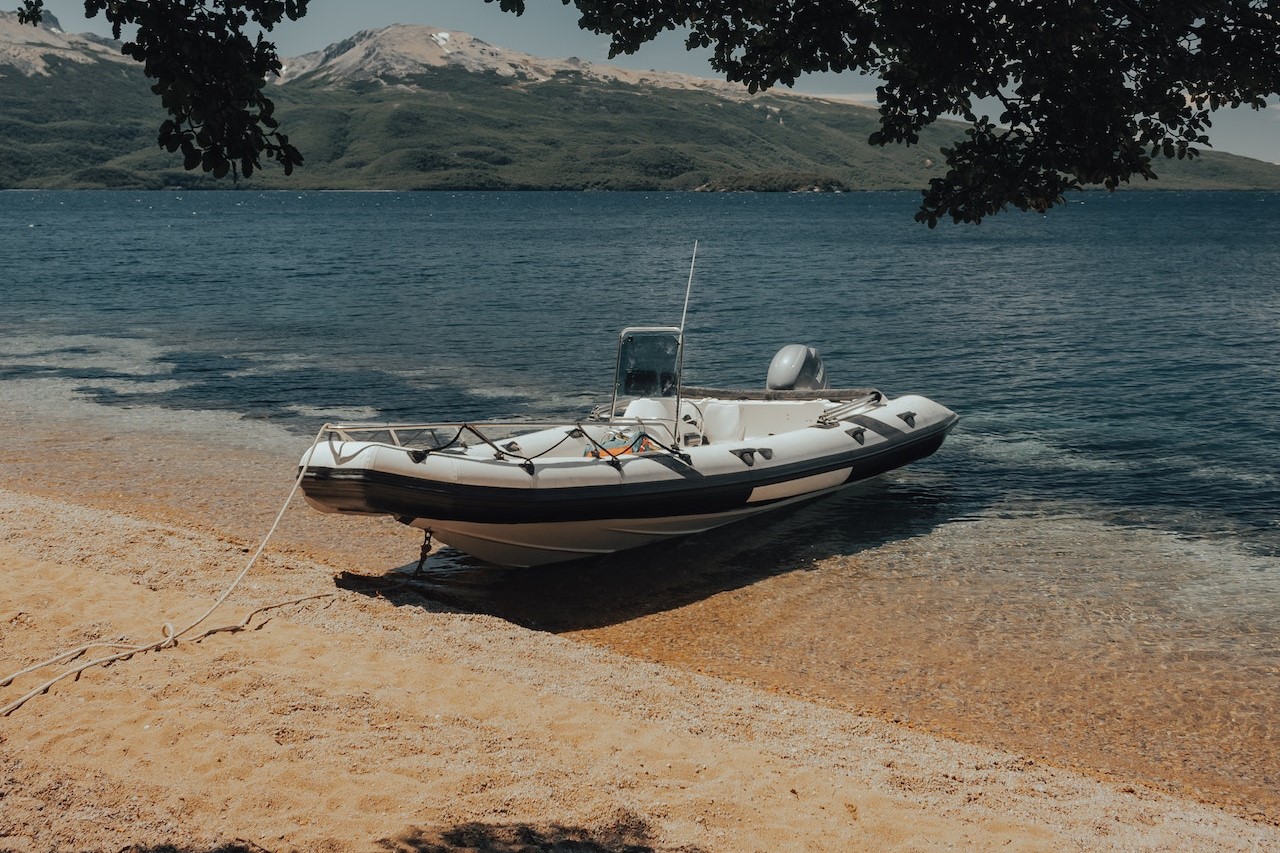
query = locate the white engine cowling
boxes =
[766,344,830,391]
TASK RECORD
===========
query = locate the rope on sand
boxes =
[1,426,333,717]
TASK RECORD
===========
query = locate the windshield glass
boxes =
[614,327,681,398]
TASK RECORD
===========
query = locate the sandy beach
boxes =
[2,390,1278,851]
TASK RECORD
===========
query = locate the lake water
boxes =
[4,189,1278,555]
[3,190,1279,811]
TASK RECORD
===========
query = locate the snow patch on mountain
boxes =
[277,23,754,99]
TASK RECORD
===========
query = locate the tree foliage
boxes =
[19,0,308,179]
[491,0,1280,225]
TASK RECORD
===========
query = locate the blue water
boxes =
[2,190,1279,558]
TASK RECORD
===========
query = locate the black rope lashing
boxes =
[405,423,584,476]
[404,426,468,463]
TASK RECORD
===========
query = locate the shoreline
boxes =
[1,399,1278,850]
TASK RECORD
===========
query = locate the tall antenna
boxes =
[674,240,698,447]
[679,240,698,339]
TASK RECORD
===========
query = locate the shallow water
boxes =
[4,190,1278,554]
[2,189,1278,816]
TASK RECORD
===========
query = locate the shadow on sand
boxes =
[375,820,705,852]
[119,817,703,852]
[335,471,976,632]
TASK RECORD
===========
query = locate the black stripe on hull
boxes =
[301,425,952,525]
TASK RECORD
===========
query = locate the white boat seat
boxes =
[739,400,826,438]
[701,401,744,444]
[622,398,676,444]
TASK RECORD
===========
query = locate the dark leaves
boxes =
[526,0,1280,224]
[20,0,309,181]
[181,140,201,170]
[16,0,43,25]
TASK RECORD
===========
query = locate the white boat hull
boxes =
[300,392,958,567]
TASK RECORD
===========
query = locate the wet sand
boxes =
[568,519,1280,821]
[375,510,1280,824]
[1,391,1278,850]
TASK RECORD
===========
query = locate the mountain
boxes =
[277,23,751,98]
[0,10,128,74]
[3,13,1280,193]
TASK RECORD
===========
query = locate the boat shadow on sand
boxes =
[334,471,975,632]
[117,817,699,852]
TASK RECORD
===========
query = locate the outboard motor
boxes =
[766,344,830,391]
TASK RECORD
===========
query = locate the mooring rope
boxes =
[1,425,333,717]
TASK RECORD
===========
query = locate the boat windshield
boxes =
[613,327,681,400]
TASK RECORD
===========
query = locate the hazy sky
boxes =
[37,0,1280,163]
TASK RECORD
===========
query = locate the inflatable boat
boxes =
[299,327,958,567]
